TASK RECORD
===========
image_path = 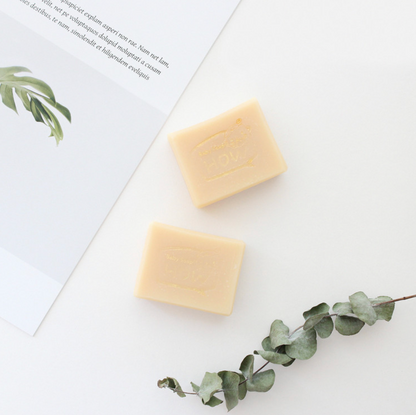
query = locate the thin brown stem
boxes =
[172,388,198,395]
[291,313,338,336]
[373,294,416,307]
[252,361,270,377]
[238,360,271,387]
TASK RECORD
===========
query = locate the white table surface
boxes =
[1,1,416,414]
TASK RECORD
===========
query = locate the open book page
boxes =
[0,0,240,335]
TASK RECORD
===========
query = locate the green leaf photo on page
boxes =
[0,66,71,145]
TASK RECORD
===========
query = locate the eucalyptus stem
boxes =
[158,291,416,411]
[242,294,416,388]
[250,361,269,379]
[172,388,197,395]
[374,294,416,306]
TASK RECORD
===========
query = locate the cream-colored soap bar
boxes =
[169,98,287,208]
[134,222,245,316]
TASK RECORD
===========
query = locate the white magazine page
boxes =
[0,0,240,335]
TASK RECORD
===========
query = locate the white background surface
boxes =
[1,1,416,414]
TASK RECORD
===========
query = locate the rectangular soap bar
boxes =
[169,98,287,208]
[134,222,245,316]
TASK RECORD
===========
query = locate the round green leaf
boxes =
[282,358,296,367]
[303,313,327,331]
[333,302,353,316]
[157,377,186,398]
[218,371,240,411]
[199,372,222,404]
[191,382,200,393]
[303,302,330,319]
[270,319,291,349]
[204,396,223,407]
[286,329,317,360]
[349,291,377,326]
[237,373,247,400]
[239,355,254,381]
[261,336,274,352]
[247,369,275,392]
[254,349,293,365]
[335,315,365,335]
[370,296,395,322]
[314,316,334,339]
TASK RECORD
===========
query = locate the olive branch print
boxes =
[0,66,71,145]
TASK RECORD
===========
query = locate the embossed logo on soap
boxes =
[158,247,221,295]
[192,118,257,181]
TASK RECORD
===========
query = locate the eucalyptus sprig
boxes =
[158,292,416,411]
[0,66,71,145]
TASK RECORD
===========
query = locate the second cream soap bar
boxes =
[135,222,245,316]
[169,98,287,208]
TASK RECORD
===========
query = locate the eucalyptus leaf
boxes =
[254,350,292,365]
[191,382,200,393]
[261,336,274,352]
[370,296,395,322]
[333,302,353,316]
[303,302,330,319]
[157,377,186,398]
[239,355,254,381]
[191,381,223,406]
[335,315,365,336]
[349,292,377,326]
[286,328,317,360]
[198,372,222,404]
[303,313,327,331]
[246,369,275,392]
[159,292,415,411]
[282,358,296,367]
[218,371,240,411]
[237,373,247,400]
[303,302,334,337]
[192,381,223,406]
[204,396,224,407]
[270,320,292,349]
[314,316,334,339]
[157,377,171,389]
